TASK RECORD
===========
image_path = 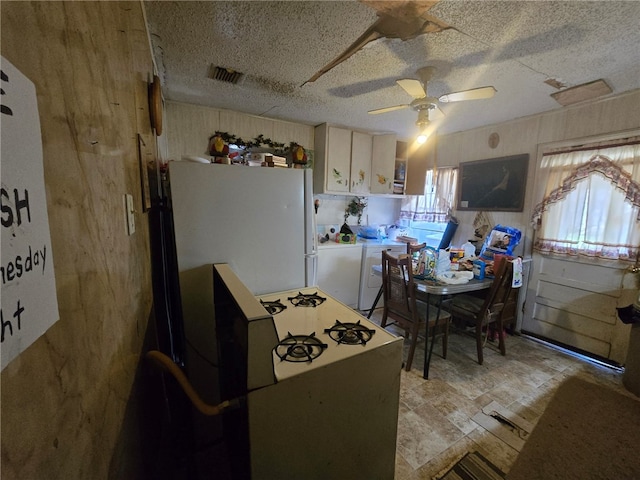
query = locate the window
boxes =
[532,137,640,262]
[399,167,458,223]
[399,167,458,245]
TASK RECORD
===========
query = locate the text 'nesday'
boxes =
[1,186,48,285]
[1,245,47,285]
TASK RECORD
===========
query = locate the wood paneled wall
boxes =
[165,100,315,161]
[1,2,155,478]
[438,89,640,252]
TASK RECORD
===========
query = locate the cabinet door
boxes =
[370,134,396,194]
[317,246,363,307]
[350,131,372,194]
[325,126,352,193]
[405,136,435,195]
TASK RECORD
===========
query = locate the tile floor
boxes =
[364,308,632,480]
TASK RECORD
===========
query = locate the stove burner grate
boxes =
[288,291,327,308]
[274,332,328,363]
[324,320,376,346]
[260,299,287,315]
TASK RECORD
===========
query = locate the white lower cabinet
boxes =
[316,244,363,308]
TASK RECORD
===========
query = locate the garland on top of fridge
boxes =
[209,131,305,154]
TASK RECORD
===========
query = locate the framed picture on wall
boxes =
[457,154,529,211]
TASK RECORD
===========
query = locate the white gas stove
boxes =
[213,264,402,479]
[256,286,400,382]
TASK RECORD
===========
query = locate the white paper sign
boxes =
[1,56,59,371]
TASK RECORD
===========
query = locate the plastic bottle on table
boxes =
[462,241,476,258]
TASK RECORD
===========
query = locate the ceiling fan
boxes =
[368,66,497,131]
[302,1,450,85]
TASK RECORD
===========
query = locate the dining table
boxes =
[369,265,493,379]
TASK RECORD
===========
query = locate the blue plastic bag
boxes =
[479,225,521,261]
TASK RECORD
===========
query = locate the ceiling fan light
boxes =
[416,121,431,144]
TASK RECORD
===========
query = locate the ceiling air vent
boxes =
[551,79,612,106]
[209,65,245,84]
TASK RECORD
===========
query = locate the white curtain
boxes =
[531,138,640,262]
[399,167,458,223]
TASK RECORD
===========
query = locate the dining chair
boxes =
[380,250,451,371]
[495,276,520,354]
[444,260,515,365]
[407,241,427,256]
[366,242,426,319]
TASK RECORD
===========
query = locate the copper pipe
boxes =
[146,350,240,416]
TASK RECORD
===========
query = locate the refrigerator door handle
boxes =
[304,169,318,256]
[305,254,318,287]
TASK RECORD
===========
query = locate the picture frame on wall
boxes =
[457,154,529,211]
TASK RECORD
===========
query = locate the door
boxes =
[522,254,634,364]
[169,162,307,295]
[521,134,640,365]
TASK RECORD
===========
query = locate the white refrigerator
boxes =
[165,161,318,463]
[169,161,317,296]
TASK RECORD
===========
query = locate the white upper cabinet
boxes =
[350,131,372,194]
[314,124,351,193]
[314,124,372,195]
[370,134,397,194]
[314,123,398,196]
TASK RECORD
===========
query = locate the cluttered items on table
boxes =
[407,225,522,285]
[455,225,522,278]
[413,246,437,278]
[412,246,474,285]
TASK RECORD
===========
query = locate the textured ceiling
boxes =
[144,1,640,140]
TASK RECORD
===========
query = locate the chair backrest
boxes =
[407,242,427,255]
[477,260,515,324]
[382,250,418,322]
[498,263,520,327]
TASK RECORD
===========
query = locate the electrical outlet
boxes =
[124,194,135,235]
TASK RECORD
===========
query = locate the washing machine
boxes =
[357,239,407,311]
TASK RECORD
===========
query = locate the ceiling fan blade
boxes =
[429,106,445,120]
[396,79,426,99]
[438,86,496,103]
[303,24,382,85]
[368,104,410,115]
[360,1,451,39]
